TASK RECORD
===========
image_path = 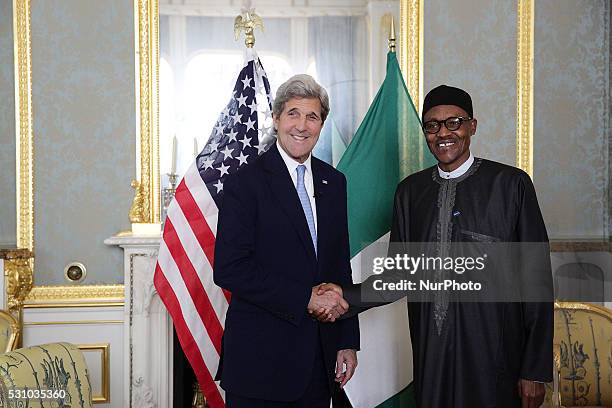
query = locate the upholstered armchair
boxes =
[0,342,92,407]
[0,312,19,354]
[550,302,612,408]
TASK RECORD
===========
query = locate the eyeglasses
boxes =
[423,117,472,134]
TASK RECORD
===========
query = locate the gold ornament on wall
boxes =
[129,179,147,223]
[2,249,34,347]
[4,251,33,314]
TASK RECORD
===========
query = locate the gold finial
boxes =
[388,15,396,52]
[234,10,264,48]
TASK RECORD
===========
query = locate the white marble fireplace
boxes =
[105,233,174,408]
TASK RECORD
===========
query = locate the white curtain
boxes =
[160,14,369,169]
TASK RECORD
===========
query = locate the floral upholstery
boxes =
[553,302,612,408]
[0,342,92,408]
[0,312,18,354]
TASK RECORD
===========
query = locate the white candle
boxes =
[194,138,199,157]
[171,135,177,175]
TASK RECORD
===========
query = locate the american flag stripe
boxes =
[162,218,225,352]
[174,181,216,267]
[155,49,274,407]
[170,196,229,324]
[173,178,232,305]
[184,163,219,235]
[153,268,225,407]
[156,241,223,375]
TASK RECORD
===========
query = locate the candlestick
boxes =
[171,135,177,175]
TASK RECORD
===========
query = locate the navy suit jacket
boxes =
[213,143,360,401]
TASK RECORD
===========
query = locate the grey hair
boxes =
[273,74,330,123]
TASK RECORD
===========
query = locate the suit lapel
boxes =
[312,158,330,260]
[263,144,317,261]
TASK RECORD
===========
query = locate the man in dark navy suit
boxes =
[214,74,360,407]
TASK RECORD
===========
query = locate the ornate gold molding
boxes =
[554,301,612,320]
[0,310,20,352]
[134,0,160,225]
[23,302,124,309]
[399,0,423,113]
[14,0,34,251]
[24,284,125,304]
[516,0,534,177]
[2,248,33,347]
[1,250,33,312]
[5,256,33,313]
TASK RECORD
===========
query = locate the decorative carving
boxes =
[129,179,147,223]
[4,255,33,314]
[516,0,534,177]
[397,0,424,173]
[130,253,158,316]
[25,284,124,303]
[234,10,264,48]
[132,376,156,408]
[400,0,421,111]
[3,249,34,347]
[135,0,160,224]
[14,0,34,251]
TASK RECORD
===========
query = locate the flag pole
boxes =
[189,12,267,407]
[389,15,396,53]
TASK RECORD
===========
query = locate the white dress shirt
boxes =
[437,152,475,179]
[277,144,318,232]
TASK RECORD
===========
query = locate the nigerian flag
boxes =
[338,51,436,407]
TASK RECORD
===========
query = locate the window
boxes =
[159,57,175,175]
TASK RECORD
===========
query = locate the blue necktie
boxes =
[296,165,317,255]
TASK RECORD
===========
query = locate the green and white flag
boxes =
[339,51,436,408]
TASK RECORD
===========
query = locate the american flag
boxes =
[154,49,275,407]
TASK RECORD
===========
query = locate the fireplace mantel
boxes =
[105,233,173,408]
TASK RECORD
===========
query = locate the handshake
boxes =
[307,283,348,322]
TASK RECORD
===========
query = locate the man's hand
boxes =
[307,284,348,322]
[310,283,345,322]
[335,349,357,389]
[517,379,545,408]
[317,282,343,296]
